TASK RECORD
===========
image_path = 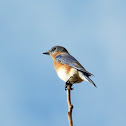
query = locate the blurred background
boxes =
[0,0,126,126]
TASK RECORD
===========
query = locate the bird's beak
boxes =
[43,52,49,55]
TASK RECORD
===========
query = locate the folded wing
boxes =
[55,54,93,77]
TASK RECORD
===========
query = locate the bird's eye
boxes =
[52,47,56,51]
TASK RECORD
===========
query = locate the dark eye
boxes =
[52,47,56,51]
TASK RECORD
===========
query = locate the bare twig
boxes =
[67,85,73,126]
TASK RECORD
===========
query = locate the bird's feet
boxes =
[65,81,74,90]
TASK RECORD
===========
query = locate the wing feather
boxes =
[55,54,93,76]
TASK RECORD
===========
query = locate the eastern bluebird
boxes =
[43,46,96,90]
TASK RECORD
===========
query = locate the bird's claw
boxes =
[65,81,74,90]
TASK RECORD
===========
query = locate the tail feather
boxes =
[83,72,97,87]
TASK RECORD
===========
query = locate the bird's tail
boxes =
[82,72,97,87]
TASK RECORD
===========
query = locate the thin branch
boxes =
[67,85,73,126]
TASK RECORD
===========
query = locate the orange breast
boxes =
[54,59,83,83]
[53,53,83,83]
[54,60,72,74]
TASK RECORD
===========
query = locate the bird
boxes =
[43,46,96,90]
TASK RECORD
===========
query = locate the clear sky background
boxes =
[0,0,126,126]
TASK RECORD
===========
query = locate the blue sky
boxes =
[0,0,126,126]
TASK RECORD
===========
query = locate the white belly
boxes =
[56,68,77,82]
[56,67,88,83]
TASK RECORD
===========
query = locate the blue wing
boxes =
[55,54,93,76]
